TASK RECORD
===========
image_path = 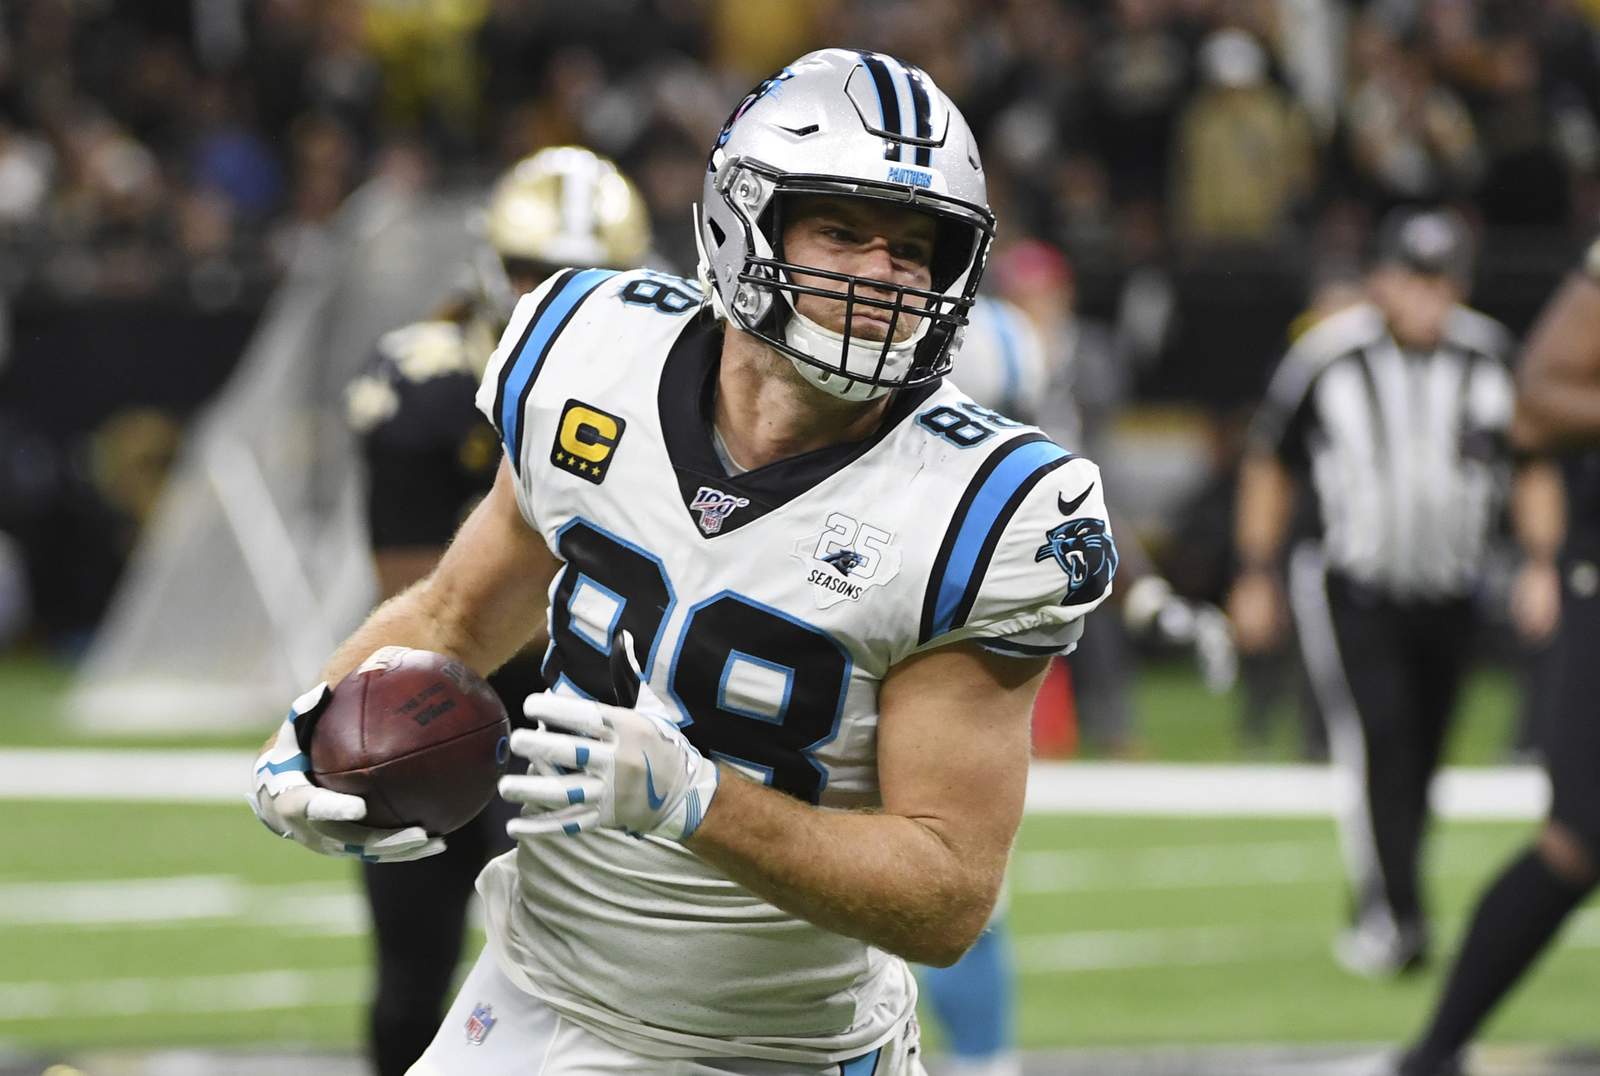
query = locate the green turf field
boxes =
[2,652,1591,1060]
[2,803,1596,1055]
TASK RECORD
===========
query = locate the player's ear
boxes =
[608,628,642,709]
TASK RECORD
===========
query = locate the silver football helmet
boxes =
[696,49,995,401]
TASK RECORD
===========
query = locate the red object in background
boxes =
[1031,656,1077,758]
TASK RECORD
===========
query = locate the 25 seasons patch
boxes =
[551,400,626,484]
[791,512,902,609]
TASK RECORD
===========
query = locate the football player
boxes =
[254,49,1116,1074]
[1392,240,1599,1076]
[342,146,651,1076]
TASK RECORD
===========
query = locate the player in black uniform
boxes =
[1394,241,1600,1076]
[343,146,651,1076]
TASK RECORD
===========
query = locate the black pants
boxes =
[362,659,536,1076]
[1546,541,1600,853]
[1290,549,1476,936]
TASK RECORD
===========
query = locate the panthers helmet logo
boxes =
[1035,517,1118,605]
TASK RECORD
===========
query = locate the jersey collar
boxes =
[657,314,939,538]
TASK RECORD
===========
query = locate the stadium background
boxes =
[0,1,1595,1073]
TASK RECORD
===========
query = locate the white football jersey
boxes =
[472,268,1117,1063]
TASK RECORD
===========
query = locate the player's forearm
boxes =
[1510,459,1566,564]
[685,770,999,967]
[318,579,495,687]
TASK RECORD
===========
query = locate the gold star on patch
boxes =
[554,452,565,464]
[578,461,589,472]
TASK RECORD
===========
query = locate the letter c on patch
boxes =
[559,406,619,462]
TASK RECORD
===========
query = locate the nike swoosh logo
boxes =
[1058,483,1095,517]
[644,757,667,811]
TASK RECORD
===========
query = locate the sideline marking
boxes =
[0,969,365,1021]
[1015,909,1600,974]
[0,875,368,933]
[0,751,1551,819]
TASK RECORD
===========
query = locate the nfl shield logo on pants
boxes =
[464,1002,497,1045]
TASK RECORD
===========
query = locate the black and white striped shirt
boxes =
[1252,301,1516,599]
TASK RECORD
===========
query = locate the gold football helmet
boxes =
[477,146,652,322]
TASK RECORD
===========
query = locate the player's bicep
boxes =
[422,458,558,672]
[877,642,1045,865]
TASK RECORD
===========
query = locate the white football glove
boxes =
[500,638,719,843]
[249,683,446,863]
[1123,575,1239,694]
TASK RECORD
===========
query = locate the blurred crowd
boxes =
[0,0,1597,307]
[1,0,1598,683]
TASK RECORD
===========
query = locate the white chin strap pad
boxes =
[782,308,925,402]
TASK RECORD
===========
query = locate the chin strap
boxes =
[782,309,909,401]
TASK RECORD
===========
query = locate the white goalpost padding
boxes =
[67,179,478,733]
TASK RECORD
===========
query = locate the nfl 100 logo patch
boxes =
[464,1001,497,1045]
[689,485,750,535]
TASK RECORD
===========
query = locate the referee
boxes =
[1227,208,1563,978]
[1394,240,1600,1076]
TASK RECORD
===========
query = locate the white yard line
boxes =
[0,749,252,802]
[1013,840,1337,893]
[1023,761,1549,820]
[0,875,369,934]
[1012,831,1530,894]
[0,750,1550,819]
[0,969,365,1021]
[1013,909,1600,975]
[1014,923,1314,973]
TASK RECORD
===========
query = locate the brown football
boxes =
[309,647,510,835]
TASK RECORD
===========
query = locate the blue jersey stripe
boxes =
[499,268,617,468]
[930,439,1071,639]
[839,1046,882,1076]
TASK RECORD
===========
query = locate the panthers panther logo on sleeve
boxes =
[1035,516,1117,604]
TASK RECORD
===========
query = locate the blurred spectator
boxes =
[1088,0,1194,211]
[0,110,53,231]
[187,76,283,223]
[1172,29,1316,246]
[714,0,829,82]
[267,111,360,269]
[1341,16,1483,210]
[364,0,490,155]
[302,0,383,148]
